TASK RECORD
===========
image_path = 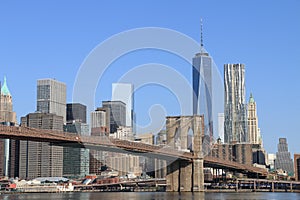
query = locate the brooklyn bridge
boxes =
[0,116,268,192]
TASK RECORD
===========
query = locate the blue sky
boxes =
[0,1,300,155]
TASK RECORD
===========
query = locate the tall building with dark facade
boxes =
[294,154,300,181]
[274,138,294,175]
[66,103,86,123]
[19,113,64,179]
[192,23,214,141]
[252,147,266,166]
[102,101,126,133]
[63,103,89,178]
[224,63,248,143]
[0,77,18,178]
[37,79,66,122]
[63,121,89,178]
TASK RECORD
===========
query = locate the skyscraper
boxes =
[224,63,248,143]
[37,79,66,121]
[64,103,89,178]
[90,107,110,135]
[294,154,300,181]
[63,121,89,178]
[19,113,64,179]
[112,83,135,133]
[66,103,87,123]
[247,93,261,144]
[0,77,18,178]
[274,138,294,175]
[19,78,66,179]
[89,107,110,175]
[102,101,126,133]
[0,77,17,124]
[192,21,214,140]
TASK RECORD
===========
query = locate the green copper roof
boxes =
[249,93,255,103]
[1,76,11,96]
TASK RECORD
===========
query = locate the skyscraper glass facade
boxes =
[192,50,213,139]
[102,101,126,133]
[224,64,248,143]
[63,122,90,178]
[66,103,87,123]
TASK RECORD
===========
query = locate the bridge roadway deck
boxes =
[0,125,193,160]
[0,125,267,175]
[204,156,268,176]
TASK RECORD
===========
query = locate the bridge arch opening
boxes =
[187,127,194,152]
[174,127,180,149]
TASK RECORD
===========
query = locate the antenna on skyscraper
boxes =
[200,18,204,48]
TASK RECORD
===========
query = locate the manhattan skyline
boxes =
[0,1,300,157]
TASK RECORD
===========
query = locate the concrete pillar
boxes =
[272,181,274,192]
[290,182,293,192]
[154,159,161,178]
[191,115,204,192]
[156,159,167,178]
[166,160,179,192]
[192,158,204,192]
[162,160,167,178]
[179,160,192,192]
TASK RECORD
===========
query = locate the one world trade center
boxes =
[192,21,214,142]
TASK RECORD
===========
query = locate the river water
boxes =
[1,192,300,200]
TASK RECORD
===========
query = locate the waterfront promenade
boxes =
[2,178,300,194]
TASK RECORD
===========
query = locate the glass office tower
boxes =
[192,44,213,140]
[224,63,248,143]
[102,101,126,133]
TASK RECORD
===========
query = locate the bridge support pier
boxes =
[179,160,192,192]
[192,158,204,192]
[155,159,167,178]
[166,160,180,192]
[166,115,204,192]
[166,158,204,192]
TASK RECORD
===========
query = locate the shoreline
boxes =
[2,189,300,194]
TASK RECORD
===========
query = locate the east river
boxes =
[1,192,300,200]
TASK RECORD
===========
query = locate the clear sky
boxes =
[0,1,300,156]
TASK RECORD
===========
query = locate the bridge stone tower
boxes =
[166,115,204,192]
